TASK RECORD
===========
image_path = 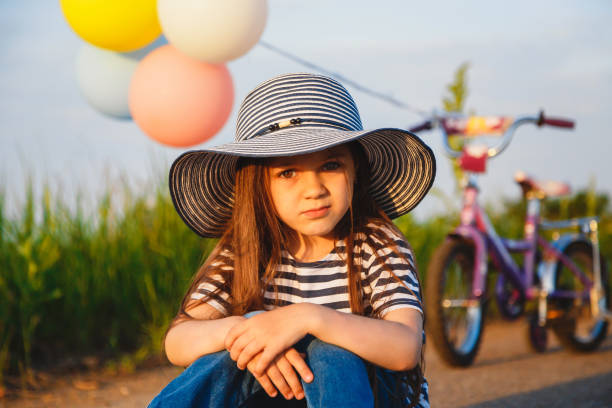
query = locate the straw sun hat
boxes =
[169,73,436,237]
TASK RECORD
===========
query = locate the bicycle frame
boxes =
[450,174,596,305]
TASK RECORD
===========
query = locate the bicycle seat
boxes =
[514,171,571,198]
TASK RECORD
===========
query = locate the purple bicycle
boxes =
[410,112,611,367]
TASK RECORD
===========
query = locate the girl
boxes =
[150,73,436,408]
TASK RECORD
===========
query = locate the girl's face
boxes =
[267,145,356,241]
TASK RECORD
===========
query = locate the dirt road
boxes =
[3,320,611,407]
[426,320,612,407]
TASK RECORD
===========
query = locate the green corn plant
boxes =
[442,62,471,194]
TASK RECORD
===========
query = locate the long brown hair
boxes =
[172,142,425,407]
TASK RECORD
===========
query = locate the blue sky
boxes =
[1,1,611,218]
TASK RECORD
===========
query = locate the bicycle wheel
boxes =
[426,239,485,366]
[551,241,609,352]
[527,313,548,353]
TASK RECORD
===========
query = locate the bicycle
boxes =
[409,112,611,367]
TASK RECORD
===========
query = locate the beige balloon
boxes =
[158,0,268,63]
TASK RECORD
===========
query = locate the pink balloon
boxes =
[129,45,234,147]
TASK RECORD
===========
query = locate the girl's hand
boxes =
[247,348,313,400]
[225,304,318,375]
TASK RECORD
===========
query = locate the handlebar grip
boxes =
[408,121,433,133]
[540,116,575,129]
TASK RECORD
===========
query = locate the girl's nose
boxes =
[301,171,327,198]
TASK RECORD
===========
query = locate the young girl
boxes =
[150,73,436,408]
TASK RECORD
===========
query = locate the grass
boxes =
[0,177,610,387]
[0,180,215,385]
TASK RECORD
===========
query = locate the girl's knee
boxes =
[307,338,356,355]
[306,339,365,368]
[151,351,259,407]
[301,339,373,406]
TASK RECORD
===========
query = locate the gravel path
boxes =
[3,320,611,407]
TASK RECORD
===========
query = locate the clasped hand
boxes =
[224,305,314,399]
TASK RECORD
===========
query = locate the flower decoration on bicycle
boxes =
[441,116,512,173]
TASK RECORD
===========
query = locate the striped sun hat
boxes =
[169,73,436,237]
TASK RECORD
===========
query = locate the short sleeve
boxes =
[190,250,233,316]
[362,224,423,318]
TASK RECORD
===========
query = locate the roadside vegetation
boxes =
[1,177,609,388]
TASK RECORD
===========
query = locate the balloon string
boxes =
[258,41,428,117]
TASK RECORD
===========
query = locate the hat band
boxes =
[250,118,355,139]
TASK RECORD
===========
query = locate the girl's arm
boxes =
[309,305,422,370]
[165,302,314,401]
[226,303,422,375]
[164,302,245,367]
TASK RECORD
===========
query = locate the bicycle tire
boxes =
[426,238,485,367]
[551,241,609,352]
[526,313,548,353]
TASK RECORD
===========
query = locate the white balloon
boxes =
[158,0,267,63]
[76,45,139,119]
[75,38,166,119]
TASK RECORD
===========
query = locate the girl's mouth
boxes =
[302,206,330,219]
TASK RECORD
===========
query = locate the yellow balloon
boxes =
[60,0,161,52]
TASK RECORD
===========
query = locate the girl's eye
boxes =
[322,161,341,171]
[279,169,296,178]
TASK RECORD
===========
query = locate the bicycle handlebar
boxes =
[407,120,433,133]
[538,115,575,129]
[409,111,575,159]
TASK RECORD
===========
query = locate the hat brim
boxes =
[169,127,436,237]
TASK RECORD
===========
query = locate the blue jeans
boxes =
[148,335,417,408]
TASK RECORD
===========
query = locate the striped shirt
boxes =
[190,222,422,318]
[191,221,429,407]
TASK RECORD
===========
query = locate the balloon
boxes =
[60,0,161,52]
[129,45,234,147]
[75,37,167,119]
[157,0,267,63]
[76,45,138,119]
